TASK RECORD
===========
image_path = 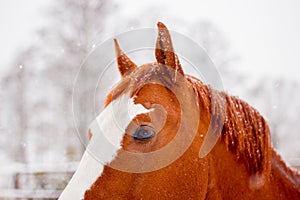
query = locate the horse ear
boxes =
[114,38,137,77]
[155,22,184,75]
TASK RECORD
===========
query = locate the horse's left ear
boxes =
[155,22,184,75]
[114,38,137,77]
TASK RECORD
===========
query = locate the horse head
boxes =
[59,22,300,200]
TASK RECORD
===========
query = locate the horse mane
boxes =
[186,75,271,176]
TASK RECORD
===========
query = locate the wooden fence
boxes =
[0,162,78,199]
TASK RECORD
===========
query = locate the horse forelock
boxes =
[105,63,183,106]
[186,75,271,176]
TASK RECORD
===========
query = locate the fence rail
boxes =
[0,162,78,199]
[0,189,62,199]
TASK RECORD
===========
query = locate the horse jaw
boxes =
[59,93,152,200]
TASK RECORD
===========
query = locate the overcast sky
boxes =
[1,0,300,80]
[0,0,49,69]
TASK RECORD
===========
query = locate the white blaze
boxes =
[59,94,151,200]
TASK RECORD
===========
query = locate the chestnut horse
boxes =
[59,22,300,199]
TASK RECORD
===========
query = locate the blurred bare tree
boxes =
[0,0,116,164]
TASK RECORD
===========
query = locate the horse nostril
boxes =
[132,125,155,141]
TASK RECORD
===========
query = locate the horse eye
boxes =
[132,125,155,141]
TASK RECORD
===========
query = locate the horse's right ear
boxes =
[155,22,184,75]
[114,39,137,77]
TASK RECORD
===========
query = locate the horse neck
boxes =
[187,74,271,175]
[187,75,300,198]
